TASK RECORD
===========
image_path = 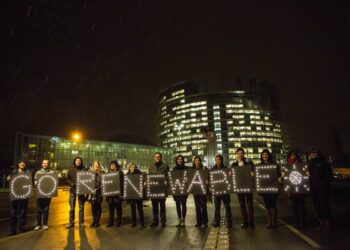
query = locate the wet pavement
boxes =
[0,188,348,249]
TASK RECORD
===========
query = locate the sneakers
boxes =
[43,225,49,230]
[34,226,41,231]
[150,223,158,228]
[66,223,74,229]
[106,223,113,227]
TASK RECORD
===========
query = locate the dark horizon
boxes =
[1,1,350,167]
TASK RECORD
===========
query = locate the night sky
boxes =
[1,1,349,167]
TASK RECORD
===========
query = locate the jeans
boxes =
[36,198,51,226]
[237,193,254,224]
[69,192,86,224]
[175,199,187,219]
[10,199,28,233]
[151,198,166,224]
[108,201,123,224]
[130,200,144,225]
[214,194,232,225]
[194,195,208,225]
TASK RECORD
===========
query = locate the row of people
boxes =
[7,148,333,236]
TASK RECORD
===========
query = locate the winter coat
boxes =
[308,156,333,193]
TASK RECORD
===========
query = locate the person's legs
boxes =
[18,199,28,232]
[10,200,19,234]
[223,195,232,227]
[137,201,144,226]
[36,199,43,227]
[194,195,202,225]
[131,203,137,226]
[201,196,208,225]
[214,196,221,226]
[108,203,115,225]
[246,193,254,226]
[43,198,51,226]
[151,199,159,225]
[78,195,86,224]
[116,201,123,225]
[68,193,76,225]
[237,194,248,225]
[159,198,166,225]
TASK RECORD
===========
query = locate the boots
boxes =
[316,220,325,232]
[323,220,332,232]
[265,209,272,229]
[271,208,277,228]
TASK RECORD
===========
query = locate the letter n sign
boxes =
[36,173,58,198]
[10,173,33,200]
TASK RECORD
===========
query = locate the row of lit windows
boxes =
[226,104,244,108]
[175,106,207,114]
[229,137,283,143]
[172,101,207,111]
[171,89,185,97]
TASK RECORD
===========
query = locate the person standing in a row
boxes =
[231,148,255,228]
[106,160,124,227]
[212,154,232,228]
[66,156,87,228]
[192,156,209,228]
[7,160,30,236]
[126,162,145,228]
[148,152,169,228]
[89,160,103,228]
[172,155,188,227]
[285,151,307,230]
[34,159,54,231]
[259,149,281,229]
[308,148,333,232]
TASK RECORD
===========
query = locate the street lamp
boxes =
[72,132,82,152]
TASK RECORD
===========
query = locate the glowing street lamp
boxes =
[72,132,82,152]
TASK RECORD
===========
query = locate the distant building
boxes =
[158,81,284,166]
[14,132,173,172]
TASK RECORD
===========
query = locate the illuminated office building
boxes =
[158,81,284,166]
[14,132,173,172]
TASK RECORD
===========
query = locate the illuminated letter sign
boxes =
[186,169,207,195]
[36,173,58,198]
[255,164,279,193]
[146,174,166,198]
[283,164,310,194]
[231,166,254,193]
[76,171,96,195]
[101,172,120,197]
[209,169,231,195]
[10,173,33,200]
[168,170,188,195]
[124,174,143,199]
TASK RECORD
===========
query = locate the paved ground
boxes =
[0,188,348,249]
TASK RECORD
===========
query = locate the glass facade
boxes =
[14,132,173,173]
[158,82,284,166]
